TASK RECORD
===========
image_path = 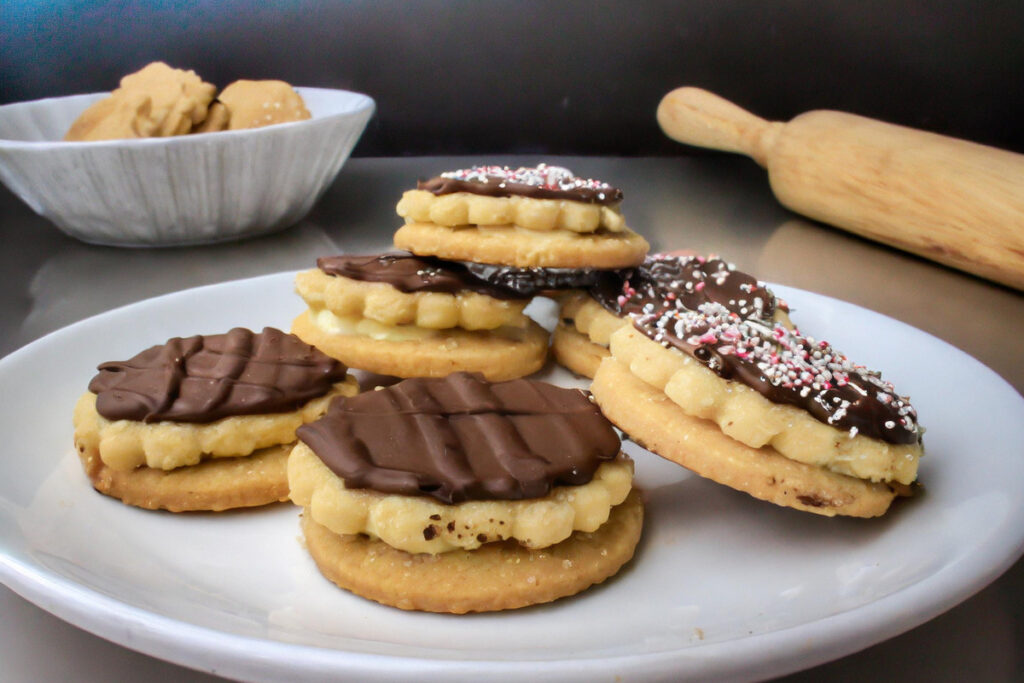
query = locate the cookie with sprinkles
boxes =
[590,255,923,517]
[553,253,794,378]
[291,252,549,381]
[394,164,649,269]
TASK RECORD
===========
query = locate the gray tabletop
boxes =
[2,155,1022,681]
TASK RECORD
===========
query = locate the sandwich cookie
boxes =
[292,252,550,381]
[394,164,649,269]
[73,327,357,511]
[288,372,643,613]
[590,256,922,517]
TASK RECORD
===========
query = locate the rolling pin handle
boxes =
[657,87,782,167]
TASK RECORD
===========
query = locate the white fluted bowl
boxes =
[0,87,374,246]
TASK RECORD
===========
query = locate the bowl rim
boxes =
[0,86,375,148]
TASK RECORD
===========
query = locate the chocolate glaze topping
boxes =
[591,254,782,320]
[418,164,623,205]
[319,251,612,299]
[317,252,527,300]
[462,261,606,296]
[297,372,622,504]
[89,327,348,423]
[596,254,920,445]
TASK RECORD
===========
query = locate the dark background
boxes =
[2,0,1022,157]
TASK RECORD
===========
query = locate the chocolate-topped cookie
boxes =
[394,163,649,269]
[588,254,924,517]
[292,252,549,381]
[297,371,620,503]
[73,326,358,512]
[288,372,643,613]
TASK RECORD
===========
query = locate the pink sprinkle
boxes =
[698,331,717,344]
[695,281,705,292]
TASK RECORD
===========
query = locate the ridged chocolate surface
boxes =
[297,372,621,504]
[89,327,349,423]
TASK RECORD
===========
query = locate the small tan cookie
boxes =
[63,90,158,141]
[65,61,216,141]
[299,489,643,613]
[76,441,291,512]
[218,79,311,130]
[292,309,548,381]
[592,357,900,517]
[394,222,649,269]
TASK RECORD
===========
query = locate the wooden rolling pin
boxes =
[656,87,1024,291]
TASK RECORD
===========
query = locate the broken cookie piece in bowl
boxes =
[0,76,374,246]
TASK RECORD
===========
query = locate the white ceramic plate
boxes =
[2,273,1023,682]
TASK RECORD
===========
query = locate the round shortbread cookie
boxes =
[76,441,291,512]
[217,79,310,130]
[393,221,649,269]
[292,310,549,381]
[299,489,643,613]
[551,322,608,379]
[591,358,899,517]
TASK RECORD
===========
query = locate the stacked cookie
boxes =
[394,164,649,269]
[280,165,651,610]
[290,164,650,380]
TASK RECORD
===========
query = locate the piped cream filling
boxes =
[309,307,528,343]
[288,441,634,555]
[72,378,359,471]
[609,326,921,484]
[396,189,626,233]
